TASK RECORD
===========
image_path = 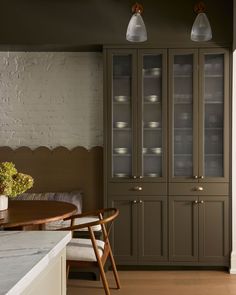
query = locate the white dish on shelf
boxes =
[146,173,159,177]
[143,147,148,154]
[150,147,162,154]
[114,147,128,154]
[144,95,160,103]
[114,173,128,178]
[115,121,128,128]
[147,121,160,128]
[114,96,130,103]
[143,67,161,76]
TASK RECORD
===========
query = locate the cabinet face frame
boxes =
[106,49,138,181]
[168,49,199,182]
[137,49,168,182]
[198,48,230,182]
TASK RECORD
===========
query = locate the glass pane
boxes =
[112,55,132,178]
[204,54,224,177]
[173,55,193,177]
[142,55,162,177]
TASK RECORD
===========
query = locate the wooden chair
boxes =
[59,208,121,295]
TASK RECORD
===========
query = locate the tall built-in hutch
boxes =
[103,46,230,266]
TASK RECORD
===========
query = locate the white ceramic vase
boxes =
[0,195,8,211]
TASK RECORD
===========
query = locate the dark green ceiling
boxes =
[0,0,232,51]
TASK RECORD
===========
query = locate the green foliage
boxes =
[0,162,33,197]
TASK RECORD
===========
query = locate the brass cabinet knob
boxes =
[139,200,143,203]
[194,200,198,204]
[133,186,143,191]
[133,200,137,204]
[193,175,198,179]
[132,176,137,179]
[138,176,144,179]
[194,186,204,191]
[200,200,204,204]
[199,176,204,179]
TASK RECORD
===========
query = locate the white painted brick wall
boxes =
[0,52,103,149]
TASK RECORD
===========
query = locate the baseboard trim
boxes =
[230,252,236,274]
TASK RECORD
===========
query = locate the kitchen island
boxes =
[0,231,71,295]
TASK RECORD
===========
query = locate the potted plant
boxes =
[0,162,34,211]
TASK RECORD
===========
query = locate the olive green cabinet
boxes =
[108,196,168,265]
[169,196,229,265]
[104,46,230,267]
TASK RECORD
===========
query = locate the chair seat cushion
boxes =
[67,238,105,262]
[45,216,102,231]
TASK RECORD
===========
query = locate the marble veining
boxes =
[0,231,71,295]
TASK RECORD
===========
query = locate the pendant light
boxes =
[191,2,212,42]
[126,2,147,42]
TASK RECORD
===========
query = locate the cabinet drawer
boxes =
[108,183,167,196]
[169,183,229,196]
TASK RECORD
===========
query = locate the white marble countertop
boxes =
[0,231,71,295]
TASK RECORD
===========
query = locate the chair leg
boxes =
[98,260,110,295]
[109,250,121,289]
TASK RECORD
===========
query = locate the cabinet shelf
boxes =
[143,75,161,78]
[174,128,193,131]
[143,153,162,157]
[113,128,131,131]
[113,75,131,79]
[205,74,223,78]
[205,127,223,130]
[205,154,223,157]
[174,75,192,78]
[205,101,223,104]
[113,154,131,157]
[174,154,192,156]
[143,128,162,131]
[143,101,161,105]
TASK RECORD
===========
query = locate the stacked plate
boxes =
[114,96,130,103]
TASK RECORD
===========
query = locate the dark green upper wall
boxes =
[0,0,232,51]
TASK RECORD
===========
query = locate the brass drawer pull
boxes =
[193,175,198,179]
[138,176,143,179]
[194,186,204,191]
[193,200,198,204]
[199,176,204,179]
[139,200,143,204]
[132,176,137,179]
[200,200,204,204]
[133,200,137,204]
[133,186,143,191]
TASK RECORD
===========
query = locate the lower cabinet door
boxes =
[138,196,168,263]
[108,196,138,264]
[169,196,198,262]
[198,196,229,265]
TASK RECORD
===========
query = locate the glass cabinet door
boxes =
[169,50,198,181]
[137,50,167,180]
[109,52,136,179]
[199,50,229,181]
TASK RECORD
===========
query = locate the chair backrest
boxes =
[64,208,119,243]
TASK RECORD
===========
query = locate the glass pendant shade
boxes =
[191,12,212,42]
[126,12,147,42]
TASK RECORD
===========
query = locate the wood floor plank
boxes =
[67,270,236,295]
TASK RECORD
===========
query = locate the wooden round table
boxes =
[0,200,77,230]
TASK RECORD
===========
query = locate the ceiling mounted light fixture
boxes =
[126,2,147,42]
[191,1,212,42]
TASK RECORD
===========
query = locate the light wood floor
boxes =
[67,270,236,295]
